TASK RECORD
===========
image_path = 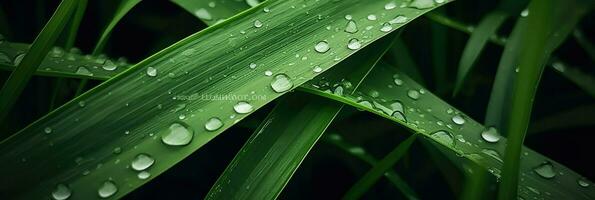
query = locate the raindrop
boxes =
[51,184,71,200]
[533,162,556,179]
[435,0,445,3]
[253,20,263,28]
[344,15,353,20]
[314,41,330,53]
[162,123,194,146]
[138,171,151,180]
[13,53,25,66]
[391,111,407,122]
[451,114,465,125]
[146,67,157,77]
[131,154,155,171]
[347,38,362,50]
[367,14,377,21]
[390,15,408,24]
[194,8,212,20]
[431,130,454,146]
[389,101,404,112]
[249,63,257,69]
[44,127,53,134]
[407,90,420,100]
[481,127,500,143]
[246,0,260,7]
[97,181,117,198]
[577,178,590,187]
[263,7,270,12]
[205,117,223,131]
[75,66,93,76]
[102,60,117,71]
[233,101,253,114]
[409,0,436,9]
[264,70,273,76]
[333,85,344,96]
[394,78,403,86]
[520,9,529,17]
[344,20,358,33]
[270,73,293,93]
[380,23,393,32]
[385,2,397,10]
[113,147,122,154]
[358,100,374,109]
[313,66,323,73]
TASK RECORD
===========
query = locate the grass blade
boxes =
[63,0,87,49]
[207,32,398,200]
[171,0,251,25]
[0,0,77,129]
[0,0,450,199]
[453,11,508,96]
[343,134,417,200]
[92,0,142,55]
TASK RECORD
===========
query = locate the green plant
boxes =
[0,0,593,199]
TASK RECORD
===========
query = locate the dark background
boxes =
[0,0,593,199]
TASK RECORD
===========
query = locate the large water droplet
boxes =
[409,0,436,9]
[481,127,500,143]
[253,20,263,28]
[407,90,420,100]
[431,130,454,146]
[205,117,223,131]
[380,23,393,32]
[451,114,465,125]
[97,181,118,198]
[162,123,193,146]
[51,184,71,200]
[344,20,358,33]
[233,101,253,114]
[102,60,118,71]
[75,66,93,76]
[347,38,361,50]
[390,15,408,24]
[270,74,293,93]
[391,111,407,122]
[146,67,157,77]
[314,41,330,53]
[194,8,212,20]
[533,162,556,179]
[131,154,155,171]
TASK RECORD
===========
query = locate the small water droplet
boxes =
[315,41,330,53]
[75,66,93,76]
[409,0,436,9]
[407,90,420,100]
[233,101,253,114]
[333,85,344,96]
[78,101,86,107]
[347,38,362,50]
[138,171,151,180]
[431,130,454,146]
[44,127,53,134]
[520,9,529,17]
[577,178,590,187]
[452,114,465,125]
[367,14,377,21]
[534,162,556,179]
[97,181,118,198]
[264,70,273,76]
[249,63,257,69]
[344,20,358,33]
[205,117,223,131]
[194,8,212,20]
[392,111,407,122]
[270,73,293,93]
[52,184,71,200]
[482,149,503,162]
[390,15,408,24]
[481,127,500,143]
[263,7,270,12]
[102,60,117,71]
[385,2,397,10]
[146,67,157,77]
[131,154,155,171]
[246,0,260,7]
[313,66,322,73]
[380,23,393,32]
[113,147,122,154]
[344,15,353,20]
[253,20,263,28]
[162,123,194,146]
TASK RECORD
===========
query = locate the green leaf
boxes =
[0,0,450,199]
[171,0,251,26]
[92,0,142,55]
[343,134,417,200]
[207,31,398,200]
[0,0,78,130]
[453,11,508,96]
[573,29,595,63]
[63,0,87,49]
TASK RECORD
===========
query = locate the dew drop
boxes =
[367,14,377,21]
[451,114,465,125]
[51,184,71,200]
[344,15,353,20]
[533,162,556,179]
[347,38,362,50]
[344,20,358,33]
[97,181,117,198]
[380,23,393,32]
[314,41,330,53]
[194,8,212,20]
[407,90,420,100]
[246,0,260,7]
[393,78,403,86]
[138,171,151,180]
[481,127,500,143]
[146,67,157,77]
[409,0,436,9]
[390,15,408,24]
[333,85,344,96]
[233,101,253,114]
[520,9,529,17]
[270,73,293,93]
[113,147,122,154]
[482,149,503,162]
[249,63,257,69]
[75,66,93,76]
[102,60,118,71]
[391,111,407,122]
[431,130,454,146]
[44,127,53,134]
[385,2,397,10]
[205,117,223,131]
[577,178,590,187]
[162,123,194,146]
[131,154,155,171]
[264,70,273,76]
[313,66,323,73]
[253,20,263,28]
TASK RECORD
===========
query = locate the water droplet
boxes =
[435,0,445,3]
[131,154,155,171]
[44,127,53,134]
[577,178,590,187]
[78,101,86,107]
[481,127,500,143]
[233,101,253,114]
[264,70,273,76]
[520,9,529,17]
[431,130,454,146]
[253,20,263,28]
[313,66,322,73]
[482,149,503,162]
[314,41,330,53]
[533,162,556,179]
[194,8,212,20]
[270,74,293,93]
[263,7,270,12]
[52,184,71,200]
[409,0,436,9]
[205,117,223,131]
[347,38,362,50]
[344,20,358,33]
[75,66,93,76]
[333,85,344,96]
[162,123,194,146]
[138,171,151,180]
[393,78,403,86]
[451,114,465,125]
[367,14,377,21]
[385,2,397,10]
[13,53,25,66]
[407,90,420,100]
[246,0,260,7]
[97,181,118,198]
[380,23,393,32]
[358,100,374,109]
[392,111,407,122]
[249,63,257,69]
[344,15,353,20]
[146,67,157,77]
[102,60,117,71]
[113,147,122,154]
[390,15,408,24]
[552,62,566,72]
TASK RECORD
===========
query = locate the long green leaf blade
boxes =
[0,0,450,199]
[0,0,78,129]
